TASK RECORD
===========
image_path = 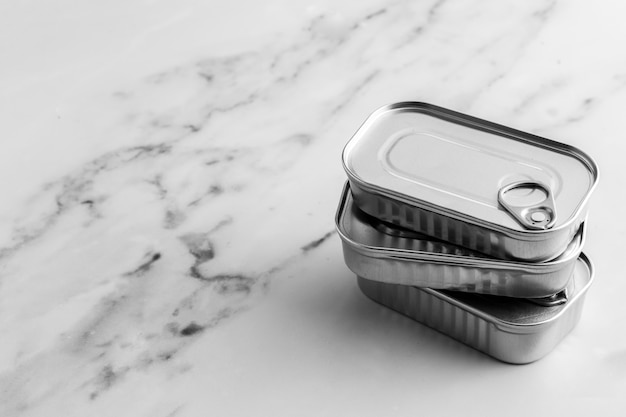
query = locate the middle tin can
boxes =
[342,102,599,261]
[336,183,584,298]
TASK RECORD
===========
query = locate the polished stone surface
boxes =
[1,0,625,415]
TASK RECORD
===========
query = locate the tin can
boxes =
[337,183,584,298]
[357,253,594,364]
[342,102,599,261]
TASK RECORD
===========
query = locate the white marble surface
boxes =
[1,0,625,415]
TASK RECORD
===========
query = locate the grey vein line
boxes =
[271,6,391,84]
[329,71,380,116]
[0,144,174,260]
[463,0,559,111]
[394,0,447,49]
[301,230,337,252]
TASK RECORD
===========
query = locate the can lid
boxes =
[343,102,599,233]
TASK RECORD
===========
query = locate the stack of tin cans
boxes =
[336,102,599,364]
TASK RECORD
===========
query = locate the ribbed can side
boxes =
[343,241,574,297]
[357,277,493,358]
[350,181,580,262]
[356,276,589,364]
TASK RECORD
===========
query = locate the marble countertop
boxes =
[1,0,625,415]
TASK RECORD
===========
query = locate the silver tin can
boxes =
[337,183,584,298]
[342,102,599,261]
[357,253,594,364]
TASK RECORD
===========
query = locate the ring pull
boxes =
[498,181,557,230]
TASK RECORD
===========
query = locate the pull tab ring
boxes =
[498,181,557,230]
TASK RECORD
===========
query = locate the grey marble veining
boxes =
[1,0,625,415]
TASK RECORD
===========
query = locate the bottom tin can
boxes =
[357,253,594,364]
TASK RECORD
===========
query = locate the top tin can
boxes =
[343,102,599,261]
